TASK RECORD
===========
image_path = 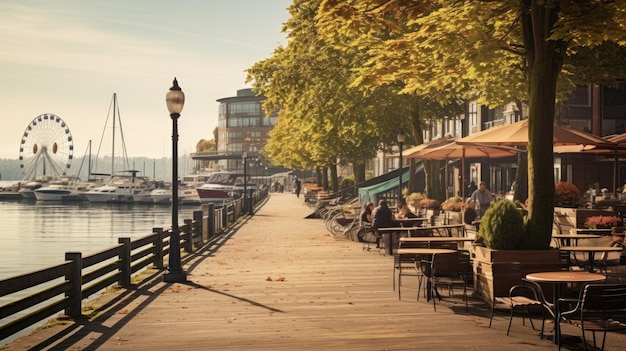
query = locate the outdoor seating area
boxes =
[313,195,626,350]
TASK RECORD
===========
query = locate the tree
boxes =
[318,0,626,248]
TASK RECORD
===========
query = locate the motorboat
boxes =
[196,172,256,204]
[18,175,56,199]
[83,175,154,203]
[149,188,172,204]
[179,187,201,205]
[33,176,102,201]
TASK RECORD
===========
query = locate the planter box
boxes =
[471,246,561,305]
[554,207,619,229]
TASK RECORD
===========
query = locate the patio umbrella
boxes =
[390,135,455,158]
[456,119,616,147]
[400,140,520,198]
[554,134,626,195]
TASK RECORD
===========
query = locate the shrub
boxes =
[555,181,580,205]
[479,200,525,250]
[340,176,355,190]
[441,196,465,212]
[418,198,440,209]
[584,215,621,229]
[406,192,427,209]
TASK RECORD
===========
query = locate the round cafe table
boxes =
[558,246,623,272]
[525,271,606,344]
[551,234,600,247]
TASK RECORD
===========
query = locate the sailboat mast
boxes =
[112,93,117,177]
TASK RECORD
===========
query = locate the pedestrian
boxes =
[470,181,492,217]
[467,180,477,196]
[294,177,302,198]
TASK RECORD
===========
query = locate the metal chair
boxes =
[489,278,552,336]
[557,283,626,351]
[422,251,469,311]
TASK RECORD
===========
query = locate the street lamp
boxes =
[164,78,186,283]
[397,129,406,206]
[242,151,248,214]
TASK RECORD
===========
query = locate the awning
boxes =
[358,169,412,205]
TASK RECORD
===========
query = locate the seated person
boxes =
[372,200,394,248]
[395,203,418,219]
[463,198,479,225]
[360,202,375,224]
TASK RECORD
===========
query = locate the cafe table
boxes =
[571,228,613,235]
[525,271,606,344]
[399,236,474,249]
[423,223,466,237]
[377,227,422,255]
[393,217,429,227]
[551,234,601,247]
[558,246,623,272]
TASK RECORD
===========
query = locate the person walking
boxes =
[294,177,302,198]
[470,181,492,217]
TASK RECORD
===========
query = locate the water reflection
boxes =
[0,200,202,279]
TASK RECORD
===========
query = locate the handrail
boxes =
[0,188,269,342]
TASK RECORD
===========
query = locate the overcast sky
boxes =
[0,0,291,161]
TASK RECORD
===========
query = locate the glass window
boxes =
[605,82,626,106]
[568,85,591,106]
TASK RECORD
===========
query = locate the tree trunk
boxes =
[329,163,338,192]
[523,1,566,249]
[424,159,444,201]
[513,150,528,203]
[353,162,366,184]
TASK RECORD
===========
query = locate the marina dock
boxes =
[4,192,626,350]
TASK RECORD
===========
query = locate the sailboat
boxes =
[34,140,106,201]
[83,93,154,203]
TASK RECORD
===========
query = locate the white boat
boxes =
[196,172,256,204]
[84,175,154,203]
[179,187,201,205]
[33,176,102,201]
[149,188,172,204]
[147,186,200,205]
[85,93,154,204]
[18,175,55,199]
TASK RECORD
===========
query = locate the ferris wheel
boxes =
[19,114,74,180]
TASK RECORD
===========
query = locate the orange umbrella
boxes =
[456,119,615,147]
[390,135,455,158]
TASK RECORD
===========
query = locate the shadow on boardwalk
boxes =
[3,193,626,350]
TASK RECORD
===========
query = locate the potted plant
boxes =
[471,200,561,305]
[584,215,621,229]
[441,196,465,224]
[555,181,580,207]
[441,196,465,212]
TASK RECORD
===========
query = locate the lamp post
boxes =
[164,78,186,283]
[242,151,248,214]
[397,129,406,206]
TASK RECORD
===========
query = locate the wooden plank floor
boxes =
[4,193,626,350]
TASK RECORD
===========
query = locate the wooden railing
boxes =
[0,187,269,342]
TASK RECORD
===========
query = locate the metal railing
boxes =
[0,188,269,342]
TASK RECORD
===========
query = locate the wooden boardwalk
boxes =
[4,193,626,350]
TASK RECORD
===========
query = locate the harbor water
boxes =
[0,188,203,280]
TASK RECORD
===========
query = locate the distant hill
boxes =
[0,156,197,182]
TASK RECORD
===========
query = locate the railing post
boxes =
[65,252,82,317]
[222,204,228,228]
[184,219,193,253]
[208,203,215,239]
[153,227,164,269]
[118,237,131,287]
[193,210,203,244]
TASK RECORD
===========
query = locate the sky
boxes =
[0,0,291,160]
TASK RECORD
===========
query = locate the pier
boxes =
[4,192,626,350]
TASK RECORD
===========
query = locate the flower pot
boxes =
[471,246,561,305]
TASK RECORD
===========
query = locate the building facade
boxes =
[215,88,277,171]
